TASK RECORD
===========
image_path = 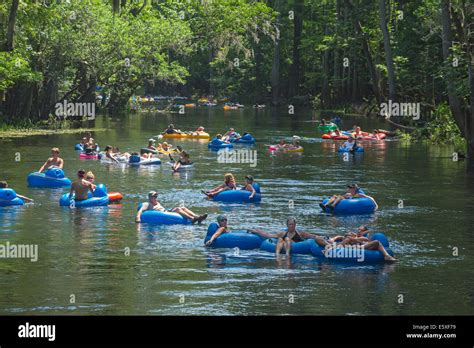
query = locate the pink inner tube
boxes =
[80,153,99,159]
[356,133,386,141]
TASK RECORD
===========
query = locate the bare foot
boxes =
[384,255,397,263]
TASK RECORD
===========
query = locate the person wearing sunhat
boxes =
[319,184,369,211]
[135,191,207,224]
[204,215,230,246]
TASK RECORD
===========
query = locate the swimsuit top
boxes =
[283,230,303,242]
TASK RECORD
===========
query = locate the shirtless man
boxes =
[69,170,94,201]
[38,148,64,173]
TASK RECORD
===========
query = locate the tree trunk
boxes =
[321,23,330,108]
[346,0,383,104]
[379,0,397,102]
[441,0,466,135]
[253,33,264,103]
[333,0,343,103]
[271,0,282,106]
[4,0,19,52]
[288,0,303,98]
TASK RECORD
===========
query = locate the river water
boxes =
[1,108,473,315]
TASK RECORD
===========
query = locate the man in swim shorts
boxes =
[69,169,94,202]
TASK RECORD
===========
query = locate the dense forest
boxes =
[0,0,472,161]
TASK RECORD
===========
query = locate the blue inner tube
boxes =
[59,184,109,207]
[27,168,72,188]
[310,233,394,263]
[338,146,364,153]
[75,144,99,152]
[208,139,234,150]
[321,197,377,215]
[129,155,161,166]
[140,210,191,225]
[204,222,264,249]
[231,133,256,144]
[260,238,316,255]
[213,184,261,202]
[0,188,25,207]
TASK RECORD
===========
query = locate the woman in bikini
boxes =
[202,173,236,199]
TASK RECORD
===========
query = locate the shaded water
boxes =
[0,108,473,315]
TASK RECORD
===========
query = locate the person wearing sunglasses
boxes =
[205,215,229,246]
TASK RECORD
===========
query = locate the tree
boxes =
[379,0,397,102]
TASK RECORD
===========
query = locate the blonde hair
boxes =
[224,173,235,183]
[86,171,95,180]
[51,147,60,154]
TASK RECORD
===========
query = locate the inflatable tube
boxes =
[79,152,99,159]
[108,192,123,203]
[231,133,256,144]
[260,238,316,255]
[318,123,338,132]
[285,146,304,153]
[59,184,109,207]
[204,222,264,249]
[310,233,394,263]
[0,188,25,207]
[128,155,161,166]
[338,146,364,153]
[223,105,238,110]
[208,139,233,150]
[27,168,71,188]
[100,154,128,164]
[140,210,191,225]
[213,184,261,203]
[75,144,99,151]
[140,148,158,155]
[356,134,385,141]
[269,145,304,153]
[162,132,210,139]
[322,134,349,140]
[167,162,194,171]
[321,197,377,215]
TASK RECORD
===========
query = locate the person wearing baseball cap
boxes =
[205,215,229,246]
[135,190,207,224]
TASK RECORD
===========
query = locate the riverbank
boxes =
[0,127,105,140]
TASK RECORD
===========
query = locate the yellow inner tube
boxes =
[284,147,304,153]
[162,132,210,140]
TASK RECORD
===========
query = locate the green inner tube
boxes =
[318,123,338,131]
